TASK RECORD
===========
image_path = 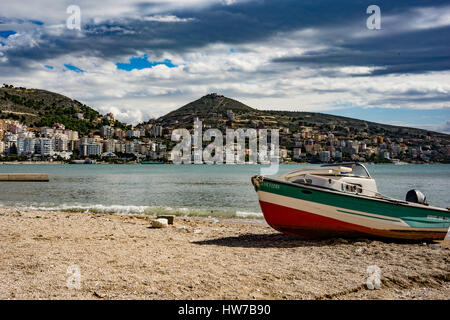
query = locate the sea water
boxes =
[0,164,448,218]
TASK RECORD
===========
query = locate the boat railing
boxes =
[321,162,372,178]
[293,173,383,198]
[280,166,353,181]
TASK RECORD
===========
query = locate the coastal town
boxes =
[0,110,449,164]
[0,115,168,163]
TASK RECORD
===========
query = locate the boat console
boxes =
[279,162,380,197]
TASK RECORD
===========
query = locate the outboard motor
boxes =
[406,189,428,205]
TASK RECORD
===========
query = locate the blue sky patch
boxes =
[116,54,176,71]
[29,20,44,26]
[44,65,54,70]
[0,30,16,38]
[64,63,84,73]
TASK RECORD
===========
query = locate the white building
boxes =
[16,138,25,155]
[126,130,141,139]
[147,142,167,159]
[40,138,54,156]
[102,139,116,153]
[319,150,331,163]
[65,130,79,141]
[17,137,36,156]
[293,147,302,160]
[54,136,69,152]
[100,126,114,139]
[125,142,138,154]
[114,141,125,153]
[80,142,102,157]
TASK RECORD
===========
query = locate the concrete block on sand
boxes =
[152,218,169,228]
[157,215,175,225]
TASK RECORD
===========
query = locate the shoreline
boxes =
[0,206,448,300]
[0,161,446,165]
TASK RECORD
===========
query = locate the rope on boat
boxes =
[251,175,264,191]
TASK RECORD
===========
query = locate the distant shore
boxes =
[0,207,448,300]
[0,160,445,165]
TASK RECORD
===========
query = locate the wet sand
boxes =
[0,207,448,300]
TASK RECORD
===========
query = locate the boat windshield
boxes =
[321,163,371,178]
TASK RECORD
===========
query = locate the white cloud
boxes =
[142,15,194,22]
[437,120,450,133]
[402,121,450,134]
[397,6,450,31]
[338,66,386,75]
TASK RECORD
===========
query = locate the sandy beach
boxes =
[0,207,448,300]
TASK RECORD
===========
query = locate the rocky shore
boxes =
[0,207,448,300]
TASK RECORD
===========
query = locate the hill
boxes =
[158,93,254,126]
[156,93,449,141]
[0,85,125,135]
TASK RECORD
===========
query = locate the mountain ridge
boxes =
[156,93,449,140]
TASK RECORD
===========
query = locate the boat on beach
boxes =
[251,163,450,240]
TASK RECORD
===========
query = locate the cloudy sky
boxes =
[0,0,449,133]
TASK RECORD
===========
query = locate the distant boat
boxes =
[70,159,96,164]
[140,161,164,165]
[392,159,409,165]
[251,163,450,240]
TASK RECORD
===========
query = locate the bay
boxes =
[0,164,448,218]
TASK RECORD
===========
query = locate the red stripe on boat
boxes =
[259,200,445,240]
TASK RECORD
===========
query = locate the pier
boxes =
[0,173,50,182]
